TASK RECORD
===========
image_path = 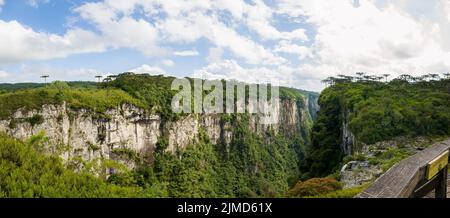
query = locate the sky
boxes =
[1,0,450,91]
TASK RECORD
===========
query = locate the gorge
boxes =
[0,74,319,197]
[1,73,449,198]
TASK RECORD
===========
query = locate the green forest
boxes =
[0,73,449,198]
[303,74,450,178]
[0,74,314,198]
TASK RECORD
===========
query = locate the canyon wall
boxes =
[0,97,318,165]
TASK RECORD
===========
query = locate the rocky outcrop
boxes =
[341,109,356,155]
[339,136,439,188]
[0,95,319,166]
[340,161,382,188]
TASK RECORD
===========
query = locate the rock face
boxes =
[341,109,356,155]
[339,137,438,188]
[340,161,382,188]
[0,96,319,166]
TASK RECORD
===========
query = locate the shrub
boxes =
[8,119,18,129]
[287,177,342,197]
[25,114,44,127]
[305,183,370,198]
[112,148,139,161]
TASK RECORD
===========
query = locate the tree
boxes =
[344,76,355,82]
[382,74,390,83]
[336,74,353,83]
[412,76,422,83]
[398,74,413,82]
[40,75,50,83]
[428,73,440,81]
[321,78,332,86]
[95,75,103,83]
[356,72,365,81]
[363,75,372,82]
[421,74,431,81]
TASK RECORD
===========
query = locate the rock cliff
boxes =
[0,96,319,166]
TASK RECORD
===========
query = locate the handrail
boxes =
[357,139,450,198]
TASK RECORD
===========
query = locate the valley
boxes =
[0,73,449,198]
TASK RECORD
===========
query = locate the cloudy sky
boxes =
[0,0,450,91]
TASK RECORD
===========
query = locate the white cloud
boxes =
[27,0,50,8]
[0,65,105,83]
[192,59,322,91]
[128,64,169,76]
[0,20,106,65]
[1,0,289,68]
[4,0,450,92]
[73,0,289,65]
[274,40,311,59]
[74,2,165,57]
[277,0,450,82]
[207,47,224,63]
[442,0,450,22]
[162,59,175,67]
[0,70,9,79]
[193,60,284,85]
[244,0,308,41]
[174,50,199,57]
[202,15,287,65]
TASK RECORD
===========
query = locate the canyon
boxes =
[0,97,319,168]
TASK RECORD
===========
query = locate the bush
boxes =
[287,178,342,197]
[305,183,369,198]
[25,114,44,127]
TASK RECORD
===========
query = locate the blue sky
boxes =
[1,0,450,91]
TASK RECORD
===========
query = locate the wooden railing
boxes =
[357,139,450,198]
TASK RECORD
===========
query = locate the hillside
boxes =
[0,73,319,198]
[302,76,450,179]
[0,133,148,198]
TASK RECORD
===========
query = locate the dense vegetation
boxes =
[0,117,305,198]
[0,73,318,198]
[0,81,147,120]
[304,74,450,177]
[100,74,178,121]
[0,133,147,198]
[106,113,306,197]
[2,72,448,198]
